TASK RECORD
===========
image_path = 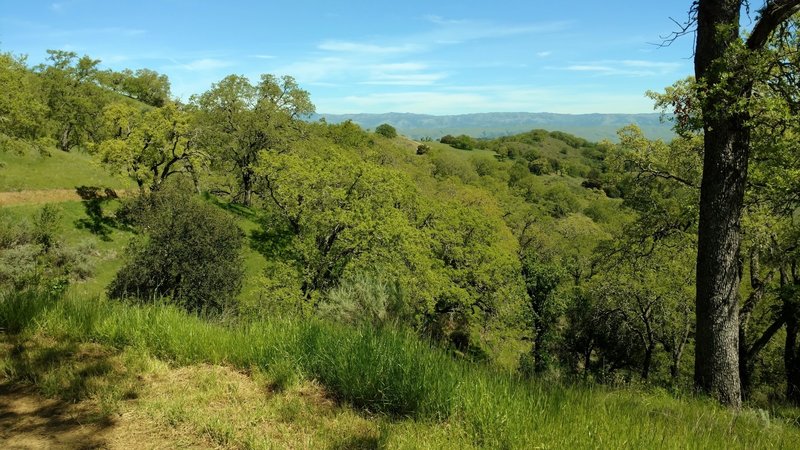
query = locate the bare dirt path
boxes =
[0,188,127,207]
[0,382,113,449]
[0,190,85,207]
[0,382,203,450]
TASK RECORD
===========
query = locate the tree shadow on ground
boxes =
[207,197,295,259]
[0,383,113,449]
[0,337,129,449]
[74,186,125,241]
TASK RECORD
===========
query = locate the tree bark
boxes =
[692,0,800,407]
[785,301,800,403]
[693,0,747,408]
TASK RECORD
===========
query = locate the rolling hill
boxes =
[313,112,675,142]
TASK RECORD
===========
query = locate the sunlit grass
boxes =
[1,291,799,448]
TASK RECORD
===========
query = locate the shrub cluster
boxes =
[108,183,244,313]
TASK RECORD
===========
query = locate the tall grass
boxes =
[1,290,799,449]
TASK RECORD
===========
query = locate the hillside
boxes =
[3,44,800,449]
[313,112,675,142]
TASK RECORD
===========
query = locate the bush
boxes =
[318,273,408,327]
[108,184,244,313]
[375,123,398,138]
[416,143,431,155]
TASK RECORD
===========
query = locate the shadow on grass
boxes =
[205,196,295,259]
[74,186,126,241]
[0,337,129,448]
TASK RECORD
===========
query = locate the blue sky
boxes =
[1,0,697,114]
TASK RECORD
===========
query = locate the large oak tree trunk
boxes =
[694,120,749,407]
[693,0,746,408]
[692,0,800,407]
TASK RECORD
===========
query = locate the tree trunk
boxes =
[642,342,655,380]
[693,112,749,408]
[533,323,547,373]
[692,0,800,409]
[693,0,746,408]
[59,123,73,152]
[785,302,800,403]
[241,168,253,207]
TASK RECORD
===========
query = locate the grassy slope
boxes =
[3,138,800,448]
[0,149,133,191]
[2,293,799,449]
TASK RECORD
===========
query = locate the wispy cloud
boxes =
[167,58,234,71]
[361,72,448,86]
[563,59,684,77]
[250,54,276,60]
[272,17,569,89]
[537,51,552,57]
[318,40,423,54]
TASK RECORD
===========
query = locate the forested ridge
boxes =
[1,5,800,444]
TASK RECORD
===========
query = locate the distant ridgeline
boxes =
[312,112,675,142]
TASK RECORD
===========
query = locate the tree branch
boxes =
[747,0,800,50]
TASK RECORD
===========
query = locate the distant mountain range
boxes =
[312,112,675,142]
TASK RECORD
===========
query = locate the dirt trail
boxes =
[0,383,200,450]
[0,190,85,207]
[0,188,128,207]
[0,383,112,449]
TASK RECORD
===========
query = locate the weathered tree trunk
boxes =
[785,300,800,403]
[693,0,747,408]
[59,123,73,152]
[693,105,749,408]
[241,168,254,207]
[533,323,547,373]
[693,0,800,408]
[642,342,655,380]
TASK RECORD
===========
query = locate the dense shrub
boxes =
[0,206,94,293]
[375,123,398,138]
[108,184,244,313]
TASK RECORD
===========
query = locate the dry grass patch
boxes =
[138,364,380,449]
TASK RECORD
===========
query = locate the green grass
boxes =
[1,291,799,449]
[0,148,132,191]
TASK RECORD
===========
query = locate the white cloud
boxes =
[169,58,234,71]
[567,65,615,72]
[563,60,684,77]
[318,40,423,54]
[250,54,276,59]
[361,72,448,86]
[537,51,552,57]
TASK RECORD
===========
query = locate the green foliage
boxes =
[98,101,205,191]
[0,52,48,145]
[374,123,398,138]
[192,73,314,205]
[97,68,171,107]
[440,134,477,150]
[108,184,244,313]
[36,50,109,151]
[520,252,565,374]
